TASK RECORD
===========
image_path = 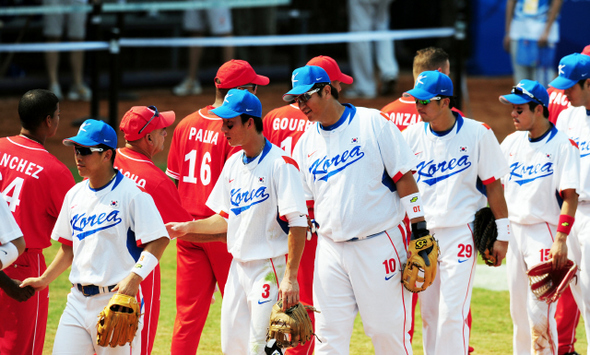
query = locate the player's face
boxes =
[73,145,107,178]
[564,81,588,107]
[510,104,535,131]
[415,98,444,122]
[297,87,324,122]
[148,127,167,154]
[221,116,247,147]
[47,103,60,138]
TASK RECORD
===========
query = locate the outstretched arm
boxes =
[486,179,510,267]
[21,244,73,292]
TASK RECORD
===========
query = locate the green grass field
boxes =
[41,240,587,354]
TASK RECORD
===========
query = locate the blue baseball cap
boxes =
[549,53,590,90]
[211,89,262,119]
[283,66,331,102]
[499,79,549,107]
[63,119,117,149]
[405,71,453,100]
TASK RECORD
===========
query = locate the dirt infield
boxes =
[0,74,516,169]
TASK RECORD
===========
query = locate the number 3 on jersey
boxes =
[0,175,24,212]
[183,150,211,185]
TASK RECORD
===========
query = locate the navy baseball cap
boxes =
[211,89,262,119]
[405,71,453,100]
[549,53,590,90]
[283,66,331,102]
[63,119,117,149]
[499,80,549,107]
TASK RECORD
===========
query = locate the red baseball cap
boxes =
[306,55,353,84]
[214,60,270,89]
[583,44,590,56]
[119,106,175,141]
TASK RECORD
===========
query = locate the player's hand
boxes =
[538,33,549,48]
[549,233,568,270]
[20,276,49,292]
[113,273,142,297]
[165,222,191,239]
[503,35,511,52]
[1,277,35,302]
[278,274,300,311]
[491,240,508,267]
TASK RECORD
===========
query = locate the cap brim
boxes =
[405,88,436,100]
[499,94,530,105]
[63,137,100,147]
[548,76,577,90]
[211,106,241,119]
[283,84,315,102]
[251,74,270,86]
[338,73,353,85]
[153,110,175,130]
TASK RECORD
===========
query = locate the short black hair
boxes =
[527,102,549,118]
[315,83,339,100]
[240,114,263,133]
[438,95,455,109]
[577,78,589,89]
[96,144,116,165]
[18,89,59,131]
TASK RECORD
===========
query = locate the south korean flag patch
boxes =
[351,137,359,144]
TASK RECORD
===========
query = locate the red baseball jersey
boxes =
[263,104,315,155]
[0,135,74,249]
[548,87,571,124]
[114,147,192,224]
[382,95,466,132]
[166,106,240,219]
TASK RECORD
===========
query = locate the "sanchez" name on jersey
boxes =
[0,152,44,179]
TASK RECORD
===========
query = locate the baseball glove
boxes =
[473,207,498,266]
[402,234,439,293]
[266,300,319,349]
[96,293,141,348]
[527,259,578,304]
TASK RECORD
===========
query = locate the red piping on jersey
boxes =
[398,223,408,253]
[569,139,579,148]
[482,123,491,130]
[306,200,315,209]
[546,223,555,242]
[57,237,73,247]
[270,258,280,300]
[380,112,391,121]
[385,226,411,355]
[32,253,41,354]
[482,177,496,185]
[282,156,300,170]
[219,210,229,219]
[464,223,477,354]
[392,171,404,183]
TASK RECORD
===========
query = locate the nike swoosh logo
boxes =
[246,109,253,112]
[414,151,423,156]
[258,299,272,305]
[458,259,468,263]
[385,272,397,281]
[1,250,7,255]
[229,179,234,183]
[316,77,323,80]
[441,89,447,92]
[308,150,318,158]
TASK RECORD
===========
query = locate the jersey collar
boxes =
[242,138,272,165]
[424,111,464,140]
[87,170,124,192]
[529,123,558,144]
[318,103,356,133]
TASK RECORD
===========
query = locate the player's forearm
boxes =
[40,244,74,286]
[486,179,509,219]
[179,232,227,243]
[143,236,170,261]
[559,189,578,219]
[188,214,228,235]
[285,227,307,279]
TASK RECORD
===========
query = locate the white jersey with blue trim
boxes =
[501,125,580,225]
[555,106,590,202]
[0,198,22,245]
[51,171,169,286]
[206,139,307,262]
[402,114,509,229]
[292,104,416,242]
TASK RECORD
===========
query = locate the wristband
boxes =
[495,218,512,242]
[400,192,425,220]
[131,251,158,280]
[285,211,308,228]
[0,242,19,270]
[557,214,575,235]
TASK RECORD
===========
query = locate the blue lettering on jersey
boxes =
[415,155,472,186]
[309,145,365,182]
[509,161,554,185]
[71,210,123,240]
[573,138,590,158]
[230,186,270,215]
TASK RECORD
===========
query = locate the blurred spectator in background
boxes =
[43,0,91,101]
[345,0,399,99]
[504,0,563,87]
[173,1,234,96]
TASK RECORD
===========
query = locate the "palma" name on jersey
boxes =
[188,128,219,145]
[0,153,44,179]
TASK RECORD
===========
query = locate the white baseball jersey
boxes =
[292,104,417,242]
[52,172,169,286]
[0,199,21,245]
[501,125,580,225]
[207,140,307,262]
[555,106,590,201]
[402,114,509,228]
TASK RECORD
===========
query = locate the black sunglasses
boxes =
[75,146,104,156]
[237,84,258,92]
[138,106,159,134]
[512,86,545,107]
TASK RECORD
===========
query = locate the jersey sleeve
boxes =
[206,160,231,217]
[0,199,22,245]
[377,118,418,182]
[557,139,580,194]
[130,191,170,247]
[51,190,74,246]
[291,137,314,202]
[166,126,183,180]
[274,156,308,217]
[150,179,193,224]
[478,127,510,184]
[48,166,75,219]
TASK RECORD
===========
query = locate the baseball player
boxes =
[21,119,170,355]
[549,53,590,354]
[0,199,29,301]
[0,89,75,355]
[166,59,269,354]
[167,89,308,355]
[115,105,193,355]
[287,65,425,354]
[402,71,511,355]
[262,55,353,355]
[500,79,579,355]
